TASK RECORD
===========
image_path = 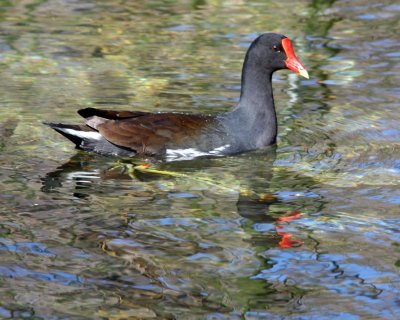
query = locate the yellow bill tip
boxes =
[298,68,309,79]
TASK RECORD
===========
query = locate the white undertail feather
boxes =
[62,128,102,141]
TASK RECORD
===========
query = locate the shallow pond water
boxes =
[0,0,399,319]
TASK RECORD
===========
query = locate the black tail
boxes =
[44,122,96,146]
[44,122,134,156]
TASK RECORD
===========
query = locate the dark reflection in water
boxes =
[38,151,318,314]
[37,149,389,318]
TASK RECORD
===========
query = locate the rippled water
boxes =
[0,0,399,319]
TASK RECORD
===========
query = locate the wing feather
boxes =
[91,113,213,155]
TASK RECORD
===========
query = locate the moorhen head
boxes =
[46,33,308,160]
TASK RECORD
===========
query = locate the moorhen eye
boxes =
[46,33,308,160]
[272,45,281,52]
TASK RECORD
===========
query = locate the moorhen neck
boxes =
[46,33,308,160]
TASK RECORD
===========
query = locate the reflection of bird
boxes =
[275,211,304,248]
[46,33,308,159]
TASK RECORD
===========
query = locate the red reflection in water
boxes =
[275,211,303,248]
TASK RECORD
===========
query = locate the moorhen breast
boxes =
[46,33,308,159]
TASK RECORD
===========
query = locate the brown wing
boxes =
[78,107,148,120]
[85,111,214,155]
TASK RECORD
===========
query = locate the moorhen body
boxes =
[46,33,308,159]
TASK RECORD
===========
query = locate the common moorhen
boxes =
[46,33,308,159]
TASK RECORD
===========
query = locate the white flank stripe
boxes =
[63,128,102,141]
